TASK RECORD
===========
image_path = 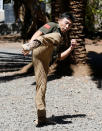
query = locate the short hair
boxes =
[59,12,74,22]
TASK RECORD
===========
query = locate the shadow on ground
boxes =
[0,50,73,83]
[87,51,102,89]
[50,113,86,124]
[1,49,102,90]
[36,114,86,127]
[0,51,34,82]
[0,51,31,72]
[0,72,34,83]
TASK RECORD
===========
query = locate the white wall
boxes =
[0,0,5,22]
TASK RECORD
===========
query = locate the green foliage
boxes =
[4,0,11,4]
[45,0,51,4]
[85,0,102,33]
[96,9,102,16]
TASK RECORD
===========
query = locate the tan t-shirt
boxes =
[37,32,61,45]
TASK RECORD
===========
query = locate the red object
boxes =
[44,24,51,29]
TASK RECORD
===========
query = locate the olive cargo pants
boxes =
[32,32,61,122]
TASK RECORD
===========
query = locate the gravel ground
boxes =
[0,41,102,131]
[0,74,102,131]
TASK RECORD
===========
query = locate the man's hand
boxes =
[22,49,30,56]
[22,42,31,56]
[70,39,77,49]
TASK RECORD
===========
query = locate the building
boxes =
[0,0,15,24]
[0,0,5,22]
[0,0,21,35]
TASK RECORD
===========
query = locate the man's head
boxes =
[58,12,74,33]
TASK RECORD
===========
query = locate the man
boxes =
[22,12,77,127]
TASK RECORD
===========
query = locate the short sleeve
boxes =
[39,22,56,34]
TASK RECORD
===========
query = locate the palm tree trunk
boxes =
[68,0,87,64]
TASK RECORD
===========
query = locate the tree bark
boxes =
[68,0,87,64]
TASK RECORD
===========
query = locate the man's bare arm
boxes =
[59,46,73,60]
[58,39,77,61]
[30,30,43,42]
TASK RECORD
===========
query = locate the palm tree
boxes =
[13,0,46,41]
